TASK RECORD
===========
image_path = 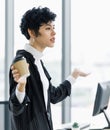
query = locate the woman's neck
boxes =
[29,41,44,52]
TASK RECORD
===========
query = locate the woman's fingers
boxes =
[72,68,90,79]
[11,64,29,83]
[11,65,21,82]
[79,71,90,77]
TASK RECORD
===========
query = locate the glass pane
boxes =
[0,0,5,101]
[0,104,4,130]
[0,101,11,130]
[14,0,62,129]
[71,0,110,126]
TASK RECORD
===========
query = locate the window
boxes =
[71,0,110,126]
[14,0,62,129]
[0,0,5,101]
[0,1,6,130]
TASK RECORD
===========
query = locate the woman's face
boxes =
[34,21,56,51]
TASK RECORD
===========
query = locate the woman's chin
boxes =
[49,43,55,47]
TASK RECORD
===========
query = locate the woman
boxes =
[9,7,89,130]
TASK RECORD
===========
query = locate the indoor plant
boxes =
[72,122,80,130]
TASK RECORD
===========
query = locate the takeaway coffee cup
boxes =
[13,57,30,78]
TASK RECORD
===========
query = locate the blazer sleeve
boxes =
[9,68,30,116]
[49,80,71,104]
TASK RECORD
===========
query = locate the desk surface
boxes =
[55,122,109,130]
[55,122,90,130]
[55,113,109,130]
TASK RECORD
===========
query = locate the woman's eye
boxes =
[46,27,51,30]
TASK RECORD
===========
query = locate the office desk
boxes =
[55,121,109,130]
[55,122,90,130]
[56,127,110,130]
[55,112,110,130]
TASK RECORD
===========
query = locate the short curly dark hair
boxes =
[20,7,57,39]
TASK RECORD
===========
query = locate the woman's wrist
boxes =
[17,82,26,92]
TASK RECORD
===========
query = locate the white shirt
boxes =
[16,43,76,107]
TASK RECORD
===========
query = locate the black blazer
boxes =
[9,50,71,130]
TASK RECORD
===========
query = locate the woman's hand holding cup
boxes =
[11,57,30,92]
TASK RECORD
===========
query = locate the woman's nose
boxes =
[52,29,56,35]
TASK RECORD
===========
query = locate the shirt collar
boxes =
[24,43,43,61]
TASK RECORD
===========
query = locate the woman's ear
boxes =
[28,29,35,38]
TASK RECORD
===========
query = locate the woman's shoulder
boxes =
[13,49,35,63]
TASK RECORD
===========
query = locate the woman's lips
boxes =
[50,37,55,42]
